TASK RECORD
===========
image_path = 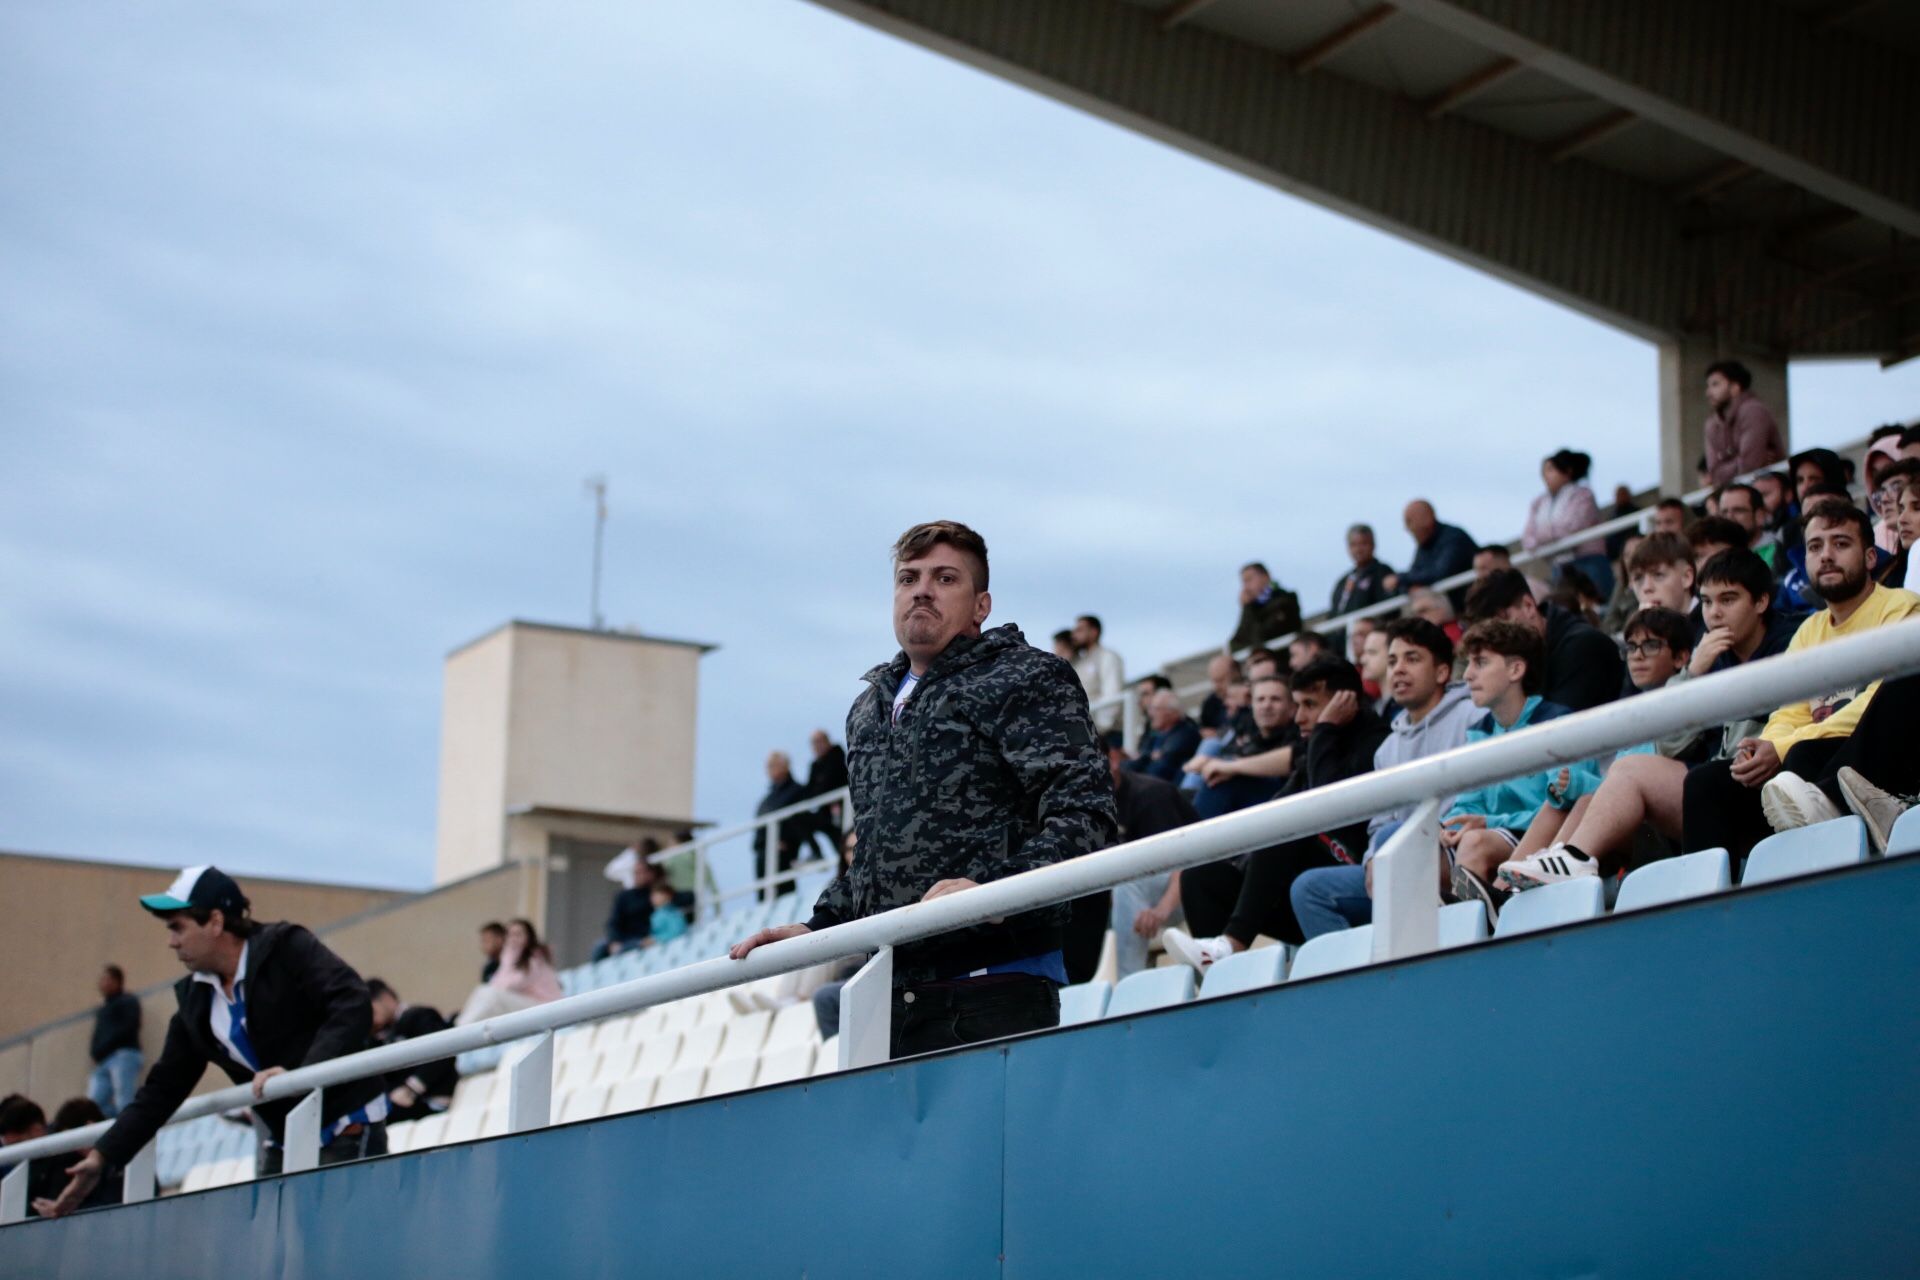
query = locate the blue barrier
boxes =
[9,856,1917,1279]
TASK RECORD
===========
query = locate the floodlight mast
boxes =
[584,474,608,631]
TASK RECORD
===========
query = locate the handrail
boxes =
[1086,445,1864,725]
[6,618,1916,1190]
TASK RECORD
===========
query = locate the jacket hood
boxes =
[1390,681,1473,740]
[862,622,1029,688]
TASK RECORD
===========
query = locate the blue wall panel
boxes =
[6,859,1917,1279]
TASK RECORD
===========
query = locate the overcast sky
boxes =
[3,1,1915,895]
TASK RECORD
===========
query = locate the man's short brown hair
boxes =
[892,521,990,591]
[1460,619,1545,695]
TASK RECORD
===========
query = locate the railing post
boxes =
[121,1138,156,1204]
[506,1032,554,1133]
[1371,799,1444,963]
[283,1089,323,1174]
[838,945,893,1069]
[0,1160,26,1224]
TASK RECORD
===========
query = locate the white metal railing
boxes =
[1093,449,1858,748]
[5,620,1917,1222]
[645,785,851,921]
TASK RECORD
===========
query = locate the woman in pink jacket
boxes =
[458,917,564,1024]
[1523,449,1612,599]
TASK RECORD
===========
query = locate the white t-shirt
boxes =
[892,672,920,723]
[1907,551,1919,594]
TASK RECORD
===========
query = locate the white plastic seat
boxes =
[755,1042,816,1086]
[606,1076,656,1115]
[1058,980,1111,1025]
[555,1026,597,1061]
[1615,849,1731,912]
[722,1010,773,1059]
[631,1032,683,1078]
[442,1107,486,1144]
[1495,876,1606,936]
[557,1085,610,1124]
[690,992,734,1026]
[1889,806,1920,858]
[653,1065,705,1107]
[385,1120,419,1154]
[1199,947,1286,998]
[1437,901,1489,948]
[553,1053,594,1093]
[701,1056,759,1098]
[1743,817,1870,884]
[408,1113,449,1150]
[813,1039,840,1075]
[676,1022,726,1069]
[764,1001,820,1052]
[592,1014,638,1052]
[769,891,801,925]
[1288,926,1375,980]
[449,1072,496,1113]
[180,1161,219,1194]
[655,999,700,1035]
[1103,966,1195,1018]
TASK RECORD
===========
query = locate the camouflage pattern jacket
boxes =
[805,623,1118,984]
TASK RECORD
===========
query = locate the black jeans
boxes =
[256,1121,388,1177]
[1682,672,1920,860]
[890,974,1059,1060]
[1181,830,1358,948]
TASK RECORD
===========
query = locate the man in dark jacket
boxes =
[1127,689,1203,783]
[752,751,811,899]
[730,521,1117,1059]
[1330,523,1397,616]
[87,965,142,1118]
[801,729,850,859]
[1165,659,1391,967]
[1229,561,1302,653]
[34,866,384,1217]
[366,979,457,1124]
[1465,568,1624,712]
[1398,501,1478,594]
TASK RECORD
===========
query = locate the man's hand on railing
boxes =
[728,924,810,960]
[30,1149,104,1220]
[923,878,1004,924]
[251,1066,287,1101]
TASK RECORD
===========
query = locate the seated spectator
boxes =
[593,841,664,960]
[1230,562,1301,653]
[1406,585,1463,645]
[88,964,141,1119]
[645,882,689,945]
[1547,565,1605,627]
[1290,619,1477,938]
[1789,448,1849,511]
[1599,531,1644,635]
[35,1098,120,1213]
[1495,553,1798,888]
[1189,674,1300,819]
[366,979,456,1123]
[1197,653,1240,739]
[1882,459,1920,592]
[1357,624,1392,716]
[1688,516,1750,574]
[1243,648,1282,682]
[1464,568,1624,711]
[1703,359,1786,484]
[1105,736,1202,980]
[1330,523,1395,615]
[1442,621,1601,922]
[1682,501,1920,859]
[1472,544,1512,580]
[1,1097,46,1148]
[1183,676,1252,792]
[1071,615,1125,734]
[1133,673,1173,737]
[1713,482,1783,574]
[1395,500,1477,596]
[1649,497,1691,537]
[1903,424,1920,462]
[1626,533,1702,639]
[1524,448,1613,598]
[1127,690,1201,783]
[1289,630,1331,673]
[1752,470,1792,533]
[477,921,506,984]
[1162,659,1389,967]
[457,918,562,1025]
[1051,629,1077,665]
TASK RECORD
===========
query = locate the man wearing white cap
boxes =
[34,866,386,1217]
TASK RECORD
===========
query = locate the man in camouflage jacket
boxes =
[732,520,1116,1056]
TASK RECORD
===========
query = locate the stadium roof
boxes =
[809,0,1919,364]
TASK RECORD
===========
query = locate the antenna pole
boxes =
[584,474,608,630]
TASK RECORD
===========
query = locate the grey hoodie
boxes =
[1364,682,1478,850]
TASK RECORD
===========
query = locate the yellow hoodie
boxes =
[1761,583,1920,754]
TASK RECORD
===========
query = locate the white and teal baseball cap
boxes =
[140,865,247,918]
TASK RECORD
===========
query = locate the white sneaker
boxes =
[1836,766,1914,856]
[1160,927,1235,972]
[1761,772,1842,833]
[1496,843,1599,892]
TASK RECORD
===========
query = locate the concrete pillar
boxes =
[1657,337,1789,496]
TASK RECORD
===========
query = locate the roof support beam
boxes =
[1424,56,1519,118]
[1388,0,1920,237]
[1673,159,1756,205]
[1546,110,1637,164]
[1291,5,1397,75]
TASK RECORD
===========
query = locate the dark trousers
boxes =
[889,975,1059,1060]
[1682,672,1920,859]
[754,840,798,901]
[1182,830,1359,948]
[256,1121,388,1177]
[1063,891,1112,985]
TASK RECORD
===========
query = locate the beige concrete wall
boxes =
[0,853,399,1044]
[3,864,527,1116]
[502,626,701,828]
[434,626,514,885]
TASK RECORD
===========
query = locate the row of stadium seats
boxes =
[1062,814,1906,1020]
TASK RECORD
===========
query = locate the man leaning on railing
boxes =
[729,520,1117,1058]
